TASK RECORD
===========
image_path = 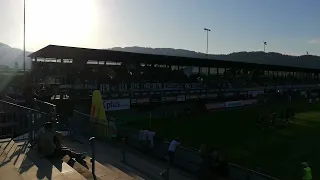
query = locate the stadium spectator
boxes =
[147,130,156,150]
[199,144,208,158]
[197,152,214,180]
[36,122,86,160]
[167,137,180,165]
[302,162,312,180]
[139,128,148,149]
[215,152,229,178]
[139,129,156,152]
[309,98,312,104]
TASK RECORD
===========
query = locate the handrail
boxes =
[73,110,91,117]
[0,100,44,114]
[0,100,57,118]
[229,163,280,180]
[5,95,17,102]
[72,110,116,123]
[34,98,56,107]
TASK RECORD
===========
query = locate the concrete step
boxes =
[0,138,87,180]
[0,139,49,180]
[62,139,140,180]
[0,160,24,180]
[61,155,96,180]
[27,150,86,180]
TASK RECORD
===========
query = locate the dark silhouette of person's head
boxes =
[175,137,180,143]
[44,122,53,131]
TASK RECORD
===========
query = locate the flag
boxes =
[90,90,109,138]
[91,90,107,124]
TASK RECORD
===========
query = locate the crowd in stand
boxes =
[31,62,320,90]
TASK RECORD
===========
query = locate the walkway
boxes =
[63,138,196,180]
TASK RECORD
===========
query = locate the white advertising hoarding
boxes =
[103,99,130,111]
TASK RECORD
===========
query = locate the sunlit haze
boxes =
[0,0,319,55]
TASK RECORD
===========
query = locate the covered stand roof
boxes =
[29,45,320,72]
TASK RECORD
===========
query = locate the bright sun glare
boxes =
[27,0,99,49]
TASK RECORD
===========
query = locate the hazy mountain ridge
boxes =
[1,42,320,69]
[0,42,31,69]
[111,47,320,69]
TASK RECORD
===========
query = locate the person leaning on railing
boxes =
[302,162,312,180]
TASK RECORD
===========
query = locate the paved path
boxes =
[64,138,196,180]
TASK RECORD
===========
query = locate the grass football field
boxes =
[125,99,320,180]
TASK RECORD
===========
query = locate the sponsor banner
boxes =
[225,101,243,108]
[207,89,219,93]
[206,94,218,98]
[186,95,199,100]
[60,84,98,90]
[205,103,226,110]
[131,99,137,104]
[239,87,265,91]
[242,99,258,105]
[177,95,186,102]
[135,98,150,104]
[161,96,177,102]
[103,99,130,111]
[99,82,205,93]
[199,94,207,99]
[150,97,161,103]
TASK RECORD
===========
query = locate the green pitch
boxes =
[125,99,320,180]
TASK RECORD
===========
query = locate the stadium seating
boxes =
[29,62,319,90]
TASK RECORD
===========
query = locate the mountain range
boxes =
[1,42,320,69]
[0,42,31,69]
[111,47,320,69]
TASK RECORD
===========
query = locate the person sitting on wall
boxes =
[36,122,86,161]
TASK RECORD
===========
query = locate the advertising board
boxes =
[131,98,150,105]
[225,101,243,108]
[103,99,130,111]
[205,103,226,110]
[242,99,258,105]
[177,95,186,102]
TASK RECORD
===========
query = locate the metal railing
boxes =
[0,99,59,141]
[70,110,113,176]
[70,110,280,180]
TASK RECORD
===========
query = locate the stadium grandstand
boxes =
[26,45,320,115]
[29,44,320,99]
[1,44,320,180]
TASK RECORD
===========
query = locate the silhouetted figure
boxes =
[36,122,86,161]
[167,138,180,165]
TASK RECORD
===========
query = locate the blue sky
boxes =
[0,0,319,55]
